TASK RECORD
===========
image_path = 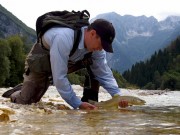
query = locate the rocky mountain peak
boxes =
[93,13,180,73]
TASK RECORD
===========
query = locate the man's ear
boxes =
[90,29,97,37]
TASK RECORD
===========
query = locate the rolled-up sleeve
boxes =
[45,32,82,109]
[90,51,121,96]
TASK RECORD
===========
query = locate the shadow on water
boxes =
[0,105,180,135]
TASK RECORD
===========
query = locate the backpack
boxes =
[36,10,90,56]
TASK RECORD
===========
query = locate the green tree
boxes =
[112,70,130,88]
[5,35,25,86]
[161,70,180,90]
[143,82,155,90]
[67,73,81,85]
[20,35,33,54]
[0,39,11,86]
[153,70,161,89]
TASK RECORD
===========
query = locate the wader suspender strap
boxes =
[69,29,82,57]
[40,29,82,57]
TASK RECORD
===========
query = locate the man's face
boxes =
[85,29,103,52]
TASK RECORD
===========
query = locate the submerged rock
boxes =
[0,105,15,115]
[0,113,9,122]
[0,105,15,122]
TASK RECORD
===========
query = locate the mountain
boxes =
[1,4,180,74]
[0,4,36,42]
[93,13,180,73]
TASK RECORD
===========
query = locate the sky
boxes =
[1,0,180,29]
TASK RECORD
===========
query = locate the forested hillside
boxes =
[123,36,180,90]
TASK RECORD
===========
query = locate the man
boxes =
[2,19,128,109]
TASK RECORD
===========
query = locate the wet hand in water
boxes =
[79,102,97,110]
[119,100,129,108]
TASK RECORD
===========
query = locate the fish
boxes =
[88,94,146,109]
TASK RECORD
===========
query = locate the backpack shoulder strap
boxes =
[69,29,82,57]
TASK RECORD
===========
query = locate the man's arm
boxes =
[43,28,83,109]
[91,51,130,108]
[90,51,121,96]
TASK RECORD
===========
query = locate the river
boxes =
[0,85,180,135]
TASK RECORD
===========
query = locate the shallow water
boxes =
[0,106,179,135]
[0,86,180,135]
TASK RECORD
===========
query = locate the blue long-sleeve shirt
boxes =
[43,27,121,109]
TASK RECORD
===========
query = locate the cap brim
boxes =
[101,40,113,53]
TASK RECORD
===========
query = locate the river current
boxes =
[0,86,179,135]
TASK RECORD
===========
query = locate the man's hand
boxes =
[119,100,129,108]
[79,102,97,110]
